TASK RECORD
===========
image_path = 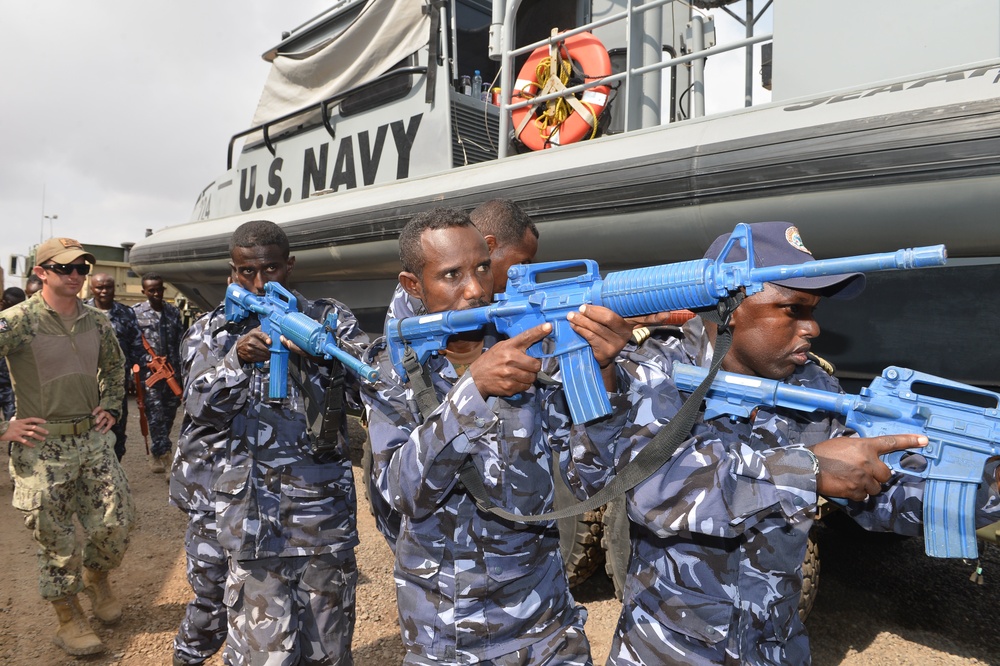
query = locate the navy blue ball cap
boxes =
[703,222,866,300]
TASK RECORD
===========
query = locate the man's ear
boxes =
[398,271,422,300]
[286,255,296,275]
[32,266,46,282]
[483,234,498,254]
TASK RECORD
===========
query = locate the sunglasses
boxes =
[40,263,92,276]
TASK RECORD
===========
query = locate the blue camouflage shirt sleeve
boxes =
[367,358,500,519]
[184,312,252,430]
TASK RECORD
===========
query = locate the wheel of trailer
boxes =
[601,496,631,600]
[553,468,606,587]
[798,526,821,621]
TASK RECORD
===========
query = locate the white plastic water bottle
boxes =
[472,70,483,101]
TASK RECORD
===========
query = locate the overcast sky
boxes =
[0,1,768,289]
[0,1,329,287]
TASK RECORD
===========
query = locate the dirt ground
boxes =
[1,401,998,665]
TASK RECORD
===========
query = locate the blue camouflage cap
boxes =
[704,222,865,300]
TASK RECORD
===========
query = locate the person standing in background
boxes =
[85,274,145,461]
[133,273,183,473]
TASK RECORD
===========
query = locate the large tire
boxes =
[601,497,631,600]
[798,526,821,621]
[553,470,606,587]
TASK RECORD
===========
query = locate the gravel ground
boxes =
[1,404,997,665]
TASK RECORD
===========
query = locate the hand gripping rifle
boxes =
[387,222,947,424]
[224,282,379,401]
[141,334,182,396]
[132,363,151,455]
[672,362,1000,559]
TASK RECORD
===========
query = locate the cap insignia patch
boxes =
[785,226,812,255]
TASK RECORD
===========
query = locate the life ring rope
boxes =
[531,57,600,141]
[511,30,611,150]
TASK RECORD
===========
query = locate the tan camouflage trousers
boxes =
[224,550,357,666]
[9,428,135,600]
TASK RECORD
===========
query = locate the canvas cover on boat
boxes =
[250,0,430,128]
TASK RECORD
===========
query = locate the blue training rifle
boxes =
[387,222,947,424]
[672,362,1000,559]
[225,282,379,400]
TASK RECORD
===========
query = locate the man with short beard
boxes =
[364,208,632,664]
[0,237,133,656]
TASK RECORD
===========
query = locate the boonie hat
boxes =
[704,222,865,300]
[36,237,96,266]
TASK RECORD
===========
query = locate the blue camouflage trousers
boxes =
[401,607,592,666]
[174,511,228,665]
[110,393,129,460]
[224,550,358,666]
[145,381,180,457]
[9,428,135,600]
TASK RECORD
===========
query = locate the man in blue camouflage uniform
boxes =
[85,273,145,461]
[604,222,1000,665]
[0,237,134,656]
[134,272,184,472]
[363,208,632,665]
[371,199,540,549]
[185,220,368,666]
[169,311,231,666]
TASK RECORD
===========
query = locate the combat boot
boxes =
[83,567,122,624]
[51,596,104,655]
[149,454,166,473]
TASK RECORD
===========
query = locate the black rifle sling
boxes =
[402,345,440,421]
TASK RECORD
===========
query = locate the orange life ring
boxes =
[511,31,611,151]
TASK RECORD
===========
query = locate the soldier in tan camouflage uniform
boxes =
[0,237,135,656]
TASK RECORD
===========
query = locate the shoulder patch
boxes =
[785,226,812,256]
[0,319,8,333]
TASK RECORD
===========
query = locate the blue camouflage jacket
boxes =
[0,359,13,419]
[133,300,184,380]
[85,299,146,373]
[606,319,1000,665]
[184,295,368,561]
[169,311,230,515]
[362,329,629,663]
